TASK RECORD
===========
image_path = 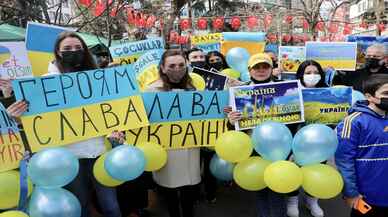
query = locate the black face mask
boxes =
[61,50,84,68]
[273,62,278,68]
[191,61,207,69]
[376,97,388,111]
[365,58,383,70]
[210,61,224,71]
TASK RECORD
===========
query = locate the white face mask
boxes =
[303,74,321,87]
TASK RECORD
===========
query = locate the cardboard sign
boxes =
[0,103,26,172]
[12,65,149,152]
[305,42,357,71]
[127,119,228,149]
[230,81,304,130]
[191,33,222,53]
[109,38,164,65]
[279,46,306,73]
[127,90,229,149]
[133,49,164,90]
[0,42,32,79]
[302,87,352,124]
[192,67,228,90]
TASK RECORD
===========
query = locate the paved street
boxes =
[150,185,350,217]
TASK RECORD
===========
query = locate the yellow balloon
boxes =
[221,68,241,79]
[0,170,33,210]
[302,164,344,199]
[215,131,253,163]
[264,161,303,193]
[233,157,271,191]
[136,142,167,171]
[93,154,124,187]
[189,73,206,90]
[0,210,29,217]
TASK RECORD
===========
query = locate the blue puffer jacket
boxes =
[335,100,388,207]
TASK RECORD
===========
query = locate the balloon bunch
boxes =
[214,121,344,199]
[27,147,81,217]
[225,47,251,82]
[93,143,167,187]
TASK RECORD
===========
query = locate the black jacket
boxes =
[333,66,388,92]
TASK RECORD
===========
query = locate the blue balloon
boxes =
[352,90,366,105]
[105,145,145,181]
[209,154,235,181]
[292,124,338,166]
[29,188,81,217]
[28,147,79,188]
[251,121,293,161]
[226,47,250,82]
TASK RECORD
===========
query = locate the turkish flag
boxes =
[94,0,105,16]
[79,0,92,7]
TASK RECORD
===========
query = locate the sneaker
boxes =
[286,196,299,217]
[305,195,324,217]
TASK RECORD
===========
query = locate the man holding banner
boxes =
[334,44,388,92]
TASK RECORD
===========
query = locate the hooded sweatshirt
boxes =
[335,100,388,206]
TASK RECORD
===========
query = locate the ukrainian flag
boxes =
[0,45,11,65]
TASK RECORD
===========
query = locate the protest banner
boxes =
[302,87,352,124]
[221,32,266,56]
[229,81,304,130]
[109,38,164,65]
[127,90,229,149]
[191,33,222,53]
[279,46,305,73]
[305,42,357,71]
[0,42,32,79]
[133,49,164,90]
[346,35,388,67]
[0,103,26,172]
[192,67,227,90]
[26,22,67,76]
[12,65,149,152]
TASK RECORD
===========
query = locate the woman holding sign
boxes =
[146,49,199,217]
[7,32,122,217]
[227,53,288,217]
[285,60,328,217]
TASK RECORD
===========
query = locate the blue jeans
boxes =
[256,188,286,217]
[65,158,121,217]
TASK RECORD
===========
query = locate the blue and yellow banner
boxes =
[133,49,164,90]
[0,42,33,79]
[221,32,266,56]
[127,90,229,149]
[302,87,352,124]
[305,42,357,71]
[0,103,26,172]
[230,81,304,130]
[109,38,164,65]
[12,65,149,152]
[26,22,68,76]
[191,33,222,53]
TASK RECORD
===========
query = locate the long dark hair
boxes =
[158,49,195,91]
[54,31,97,73]
[296,60,328,87]
[206,51,229,69]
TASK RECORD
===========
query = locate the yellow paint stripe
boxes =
[344,112,361,139]
[341,112,360,138]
